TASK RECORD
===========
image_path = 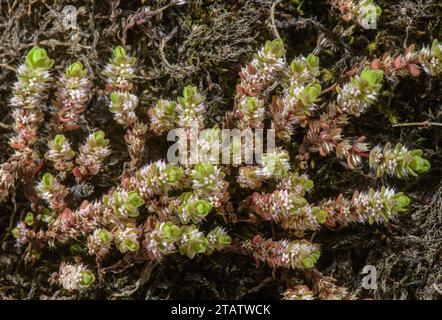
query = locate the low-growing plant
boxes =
[1,34,437,300]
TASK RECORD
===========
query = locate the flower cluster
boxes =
[320,186,410,227]
[149,86,206,133]
[102,46,136,92]
[252,189,326,236]
[242,235,320,270]
[369,142,430,178]
[236,39,285,98]
[234,97,265,130]
[87,228,113,259]
[171,192,213,224]
[148,99,177,135]
[144,221,231,260]
[102,189,145,220]
[353,0,382,28]
[129,160,184,200]
[271,54,321,139]
[45,134,76,173]
[190,163,229,208]
[114,225,140,253]
[233,39,285,129]
[35,173,69,212]
[53,62,91,131]
[73,130,111,181]
[251,173,327,236]
[336,67,384,116]
[52,263,95,292]
[419,39,442,76]
[237,148,290,188]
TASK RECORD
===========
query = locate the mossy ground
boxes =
[0,0,441,299]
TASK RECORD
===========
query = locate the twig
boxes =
[393,121,442,128]
[270,1,281,40]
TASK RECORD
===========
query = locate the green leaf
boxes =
[312,208,327,224]
[409,157,430,173]
[394,194,410,211]
[125,238,140,252]
[114,46,126,58]
[80,271,95,287]
[193,200,212,217]
[25,47,54,70]
[127,191,144,208]
[360,67,383,85]
[41,173,53,189]
[162,222,181,240]
[66,61,86,78]
[24,212,34,226]
[165,166,183,184]
[98,229,112,244]
[11,227,20,239]
[54,134,66,147]
[306,54,319,70]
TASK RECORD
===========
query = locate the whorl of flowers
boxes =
[320,186,410,227]
[258,148,290,179]
[73,130,111,181]
[87,228,113,259]
[236,148,290,188]
[102,189,144,220]
[144,221,231,260]
[336,67,384,116]
[54,263,95,292]
[190,163,229,207]
[130,160,184,200]
[109,92,139,126]
[176,86,206,129]
[125,120,149,167]
[171,192,213,224]
[271,81,322,140]
[242,235,320,270]
[252,189,327,235]
[419,39,442,76]
[35,173,68,212]
[102,46,136,92]
[271,54,321,140]
[148,99,177,135]
[251,173,326,235]
[236,39,285,97]
[54,62,91,131]
[114,225,140,253]
[0,148,39,202]
[335,136,370,169]
[369,142,430,178]
[234,97,265,130]
[45,134,76,173]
